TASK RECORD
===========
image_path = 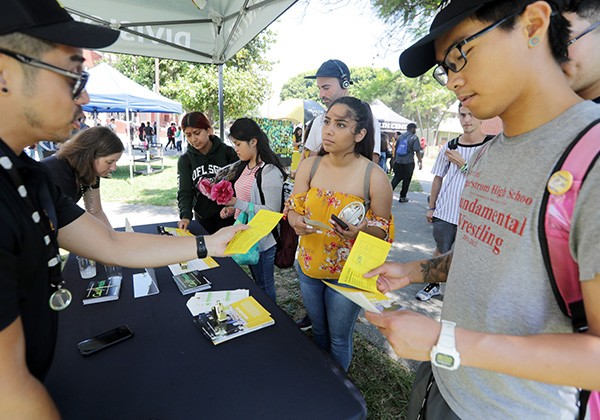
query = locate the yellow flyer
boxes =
[225,210,283,255]
[338,231,391,293]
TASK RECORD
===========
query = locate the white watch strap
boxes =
[438,320,456,348]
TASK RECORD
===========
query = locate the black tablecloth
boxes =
[45,221,367,420]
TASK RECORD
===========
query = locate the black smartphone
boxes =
[331,214,349,231]
[77,325,133,357]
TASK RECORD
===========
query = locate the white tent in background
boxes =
[82,63,182,182]
[83,63,182,114]
[370,99,414,132]
[62,0,298,138]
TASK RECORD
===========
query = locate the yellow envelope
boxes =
[338,231,391,294]
[225,210,283,255]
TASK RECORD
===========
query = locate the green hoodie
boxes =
[177,135,238,221]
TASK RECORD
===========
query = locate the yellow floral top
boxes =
[287,188,393,279]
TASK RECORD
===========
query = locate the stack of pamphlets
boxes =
[193,296,274,345]
[172,270,212,295]
[83,277,122,305]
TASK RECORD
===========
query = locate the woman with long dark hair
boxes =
[42,126,124,228]
[177,111,238,234]
[286,97,393,370]
[220,118,286,302]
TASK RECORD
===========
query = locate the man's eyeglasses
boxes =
[432,13,517,86]
[0,48,88,99]
[567,20,600,46]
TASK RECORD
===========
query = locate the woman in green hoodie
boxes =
[177,112,238,234]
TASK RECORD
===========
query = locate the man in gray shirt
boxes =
[365,0,600,418]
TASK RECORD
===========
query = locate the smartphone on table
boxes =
[77,324,134,356]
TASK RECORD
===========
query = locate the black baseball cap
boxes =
[305,59,353,84]
[399,0,499,78]
[0,0,119,49]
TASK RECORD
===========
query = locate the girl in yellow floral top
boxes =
[287,97,393,371]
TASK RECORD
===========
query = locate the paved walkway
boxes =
[103,156,443,371]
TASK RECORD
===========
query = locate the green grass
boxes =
[103,161,416,418]
[101,155,179,206]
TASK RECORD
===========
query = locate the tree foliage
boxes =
[107,31,276,124]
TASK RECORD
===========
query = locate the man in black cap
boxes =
[0,1,243,415]
[364,0,600,418]
[301,59,381,164]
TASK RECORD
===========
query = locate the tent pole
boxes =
[126,107,133,184]
[218,64,224,140]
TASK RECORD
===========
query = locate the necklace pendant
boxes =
[49,285,72,311]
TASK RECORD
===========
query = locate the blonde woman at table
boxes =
[220,118,286,302]
[286,97,393,371]
[42,126,124,229]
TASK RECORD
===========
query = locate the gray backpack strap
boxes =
[363,162,375,212]
[308,155,323,187]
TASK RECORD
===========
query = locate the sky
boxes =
[261,0,407,112]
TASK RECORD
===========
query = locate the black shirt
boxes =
[0,139,84,379]
[41,155,99,203]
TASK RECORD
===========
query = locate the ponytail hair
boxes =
[229,118,287,178]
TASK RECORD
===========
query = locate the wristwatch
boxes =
[430,320,460,370]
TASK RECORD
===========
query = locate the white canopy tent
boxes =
[83,63,183,181]
[370,99,414,132]
[62,0,298,138]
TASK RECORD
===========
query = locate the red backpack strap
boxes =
[539,119,600,332]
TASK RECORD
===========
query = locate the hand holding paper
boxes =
[225,210,283,255]
[339,231,391,295]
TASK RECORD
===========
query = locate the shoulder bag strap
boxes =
[363,161,376,212]
[308,155,323,188]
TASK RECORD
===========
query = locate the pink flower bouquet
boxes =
[211,180,234,205]
[197,178,234,205]
[198,178,213,197]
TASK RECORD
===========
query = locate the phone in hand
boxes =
[77,325,133,357]
[331,214,349,231]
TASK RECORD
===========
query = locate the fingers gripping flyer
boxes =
[339,231,391,296]
[225,210,283,255]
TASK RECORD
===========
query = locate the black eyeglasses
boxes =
[0,48,89,99]
[432,13,517,86]
[567,20,600,46]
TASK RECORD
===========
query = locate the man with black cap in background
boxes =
[0,1,243,415]
[363,0,600,418]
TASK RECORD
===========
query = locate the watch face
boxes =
[435,353,455,368]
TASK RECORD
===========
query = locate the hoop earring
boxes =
[528,36,540,47]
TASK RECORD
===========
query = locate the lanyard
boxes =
[0,151,71,310]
